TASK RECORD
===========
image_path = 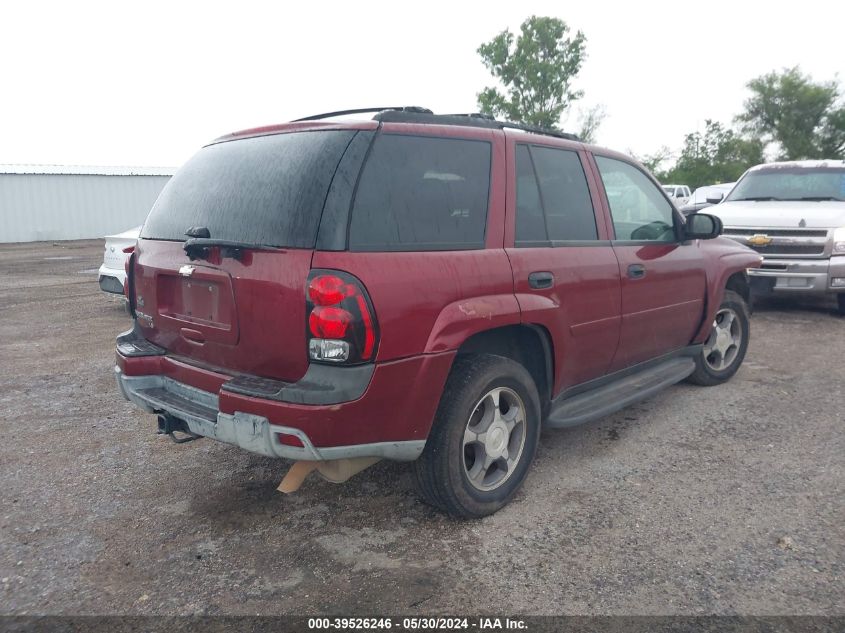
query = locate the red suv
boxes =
[116,108,761,517]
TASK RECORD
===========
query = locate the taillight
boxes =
[306,270,379,364]
[124,248,136,316]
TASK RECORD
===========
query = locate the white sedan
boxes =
[98,226,141,295]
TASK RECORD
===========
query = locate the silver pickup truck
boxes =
[705,160,845,315]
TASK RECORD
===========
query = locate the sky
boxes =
[1,0,842,169]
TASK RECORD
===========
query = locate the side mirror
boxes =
[705,192,724,204]
[685,213,722,240]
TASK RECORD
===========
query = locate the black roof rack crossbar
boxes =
[293,106,433,122]
[372,110,580,141]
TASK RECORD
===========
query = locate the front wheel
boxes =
[413,354,541,518]
[687,289,750,386]
[837,293,845,317]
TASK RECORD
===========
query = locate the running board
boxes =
[545,357,696,429]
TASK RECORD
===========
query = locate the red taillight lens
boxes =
[355,295,376,359]
[122,245,135,254]
[305,270,379,364]
[124,250,136,315]
[308,274,352,306]
[309,306,352,339]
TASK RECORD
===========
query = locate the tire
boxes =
[687,290,750,386]
[837,294,845,317]
[413,354,541,518]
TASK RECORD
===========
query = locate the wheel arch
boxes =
[453,323,555,418]
[725,270,751,305]
[694,261,754,344]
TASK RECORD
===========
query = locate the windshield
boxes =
[662,186,675,195]
[726,167,845,202]
[141,130,356,248]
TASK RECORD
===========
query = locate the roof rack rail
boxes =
[501,120,580,142]
[292,108,580,141]
[293,106,433,122]
[442,112,497,120]
[372,110,580,141]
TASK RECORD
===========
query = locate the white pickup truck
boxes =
[706,160,845,315]
[662,184,691,206]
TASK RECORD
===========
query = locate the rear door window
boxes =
[348,134,492,251]
[514,144,598,245]
[141,130,355,248]
[514,145,547,244]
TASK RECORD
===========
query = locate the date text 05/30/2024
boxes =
[307,617,527,630]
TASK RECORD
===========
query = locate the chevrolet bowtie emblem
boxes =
[747,234,773,247]
[179,265,196,277]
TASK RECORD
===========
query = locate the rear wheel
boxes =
[413,354,541,518]
[687,290,750,386]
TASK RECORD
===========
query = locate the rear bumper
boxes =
[116,368,425,461]
[749,256,845,294]
[115,327,455,461]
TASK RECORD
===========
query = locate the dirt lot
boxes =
[0,240,842,616]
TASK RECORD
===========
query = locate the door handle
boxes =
[627,264,646,279]
[528,271,554,289]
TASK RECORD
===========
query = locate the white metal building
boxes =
[0,165,175,243]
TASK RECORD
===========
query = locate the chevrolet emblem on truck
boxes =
[747,234,773,247]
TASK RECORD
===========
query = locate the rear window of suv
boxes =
[140,130,356,248]
[348,134,492,251]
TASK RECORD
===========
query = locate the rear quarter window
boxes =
[348,134,492,251]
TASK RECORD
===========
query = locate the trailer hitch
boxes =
[157,414,203,444]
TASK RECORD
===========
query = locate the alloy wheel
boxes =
[703,307,743,371]
[462,387,527,492]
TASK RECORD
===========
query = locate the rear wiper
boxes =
[735,196,781,201]
[183,238,283,261]
[786,196,844,202]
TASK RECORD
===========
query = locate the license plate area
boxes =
[167,279,224,325]
[156,268,239,345]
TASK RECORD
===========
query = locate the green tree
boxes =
[661,121,764,190]
[477,16,587,130]
[737,67,845,159]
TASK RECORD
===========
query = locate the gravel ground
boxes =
[0,240,842,616]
